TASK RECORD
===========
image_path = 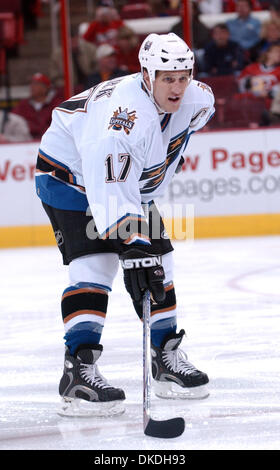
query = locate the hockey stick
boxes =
[142,204,185,439]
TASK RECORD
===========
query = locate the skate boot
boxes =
[58,344,126,417]
[151,329,209,399]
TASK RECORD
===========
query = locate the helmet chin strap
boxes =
[141,76,167,114]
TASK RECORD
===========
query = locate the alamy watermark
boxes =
[85,197,194,242]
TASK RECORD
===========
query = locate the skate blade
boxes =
[153,381,209,400]
[57,397,125,417]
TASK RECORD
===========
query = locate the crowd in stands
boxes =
[1,0,280,142]
[11,72,62,139]
[175,0,280,128]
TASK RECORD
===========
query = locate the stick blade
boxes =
[144,417,185,439]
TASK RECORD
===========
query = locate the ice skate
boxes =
[58,344,126,417]
[151,329,209,399]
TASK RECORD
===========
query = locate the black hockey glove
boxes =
[120,248,166,304]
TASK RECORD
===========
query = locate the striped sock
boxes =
[61,282,110,355]
[64,321,102,356]
[132,282,177,347]
[151,317,177,347]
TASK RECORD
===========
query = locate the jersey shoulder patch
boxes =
[195,80,214,96]
[108,107,138,135]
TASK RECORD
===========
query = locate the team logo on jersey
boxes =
[190,107,210,128]
[108,107,137,135]
[197,81,213,94]
[144,40,152,51]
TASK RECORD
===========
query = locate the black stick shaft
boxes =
[142,203,151,428]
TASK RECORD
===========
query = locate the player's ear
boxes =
[143,69,151,91]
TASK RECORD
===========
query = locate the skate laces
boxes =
[80,363,112,389]
[162,348,197,376]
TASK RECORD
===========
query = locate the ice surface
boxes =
[0,236,280,450]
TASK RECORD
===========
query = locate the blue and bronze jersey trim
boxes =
[35,149,88,211]
[100,213,150,245]
[160,113,171,132]
[140,127,190,194]
[36,149,85,189]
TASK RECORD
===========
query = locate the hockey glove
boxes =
[120,248,165,304]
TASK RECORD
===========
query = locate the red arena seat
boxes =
[120,3,154,19]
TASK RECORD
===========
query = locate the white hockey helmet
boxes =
[138,32,194,110]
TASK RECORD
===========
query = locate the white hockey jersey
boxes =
[36,73,214,245]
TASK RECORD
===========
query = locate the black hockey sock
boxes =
[61,282,109,355]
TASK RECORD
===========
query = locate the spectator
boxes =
[196,0,223,14]
[83,0,124,48]
[259,84,280,126]
[238,45,280,100]
[0,110,32,143]
[49,28,97,91]
[11,73,62,140]
[226,0,261,51]
[84,43,127,89]
[115,26,140,74]
[250,20,280,62]
[203,23,244,75]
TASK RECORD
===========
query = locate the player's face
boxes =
[146,70,192,113]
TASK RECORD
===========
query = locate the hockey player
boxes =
[35,32,215,416]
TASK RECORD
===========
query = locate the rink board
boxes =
[1,127,280,248]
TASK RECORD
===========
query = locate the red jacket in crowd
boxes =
[12,91,62,140]
[237,61,280,111]
[83,19,125,47]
